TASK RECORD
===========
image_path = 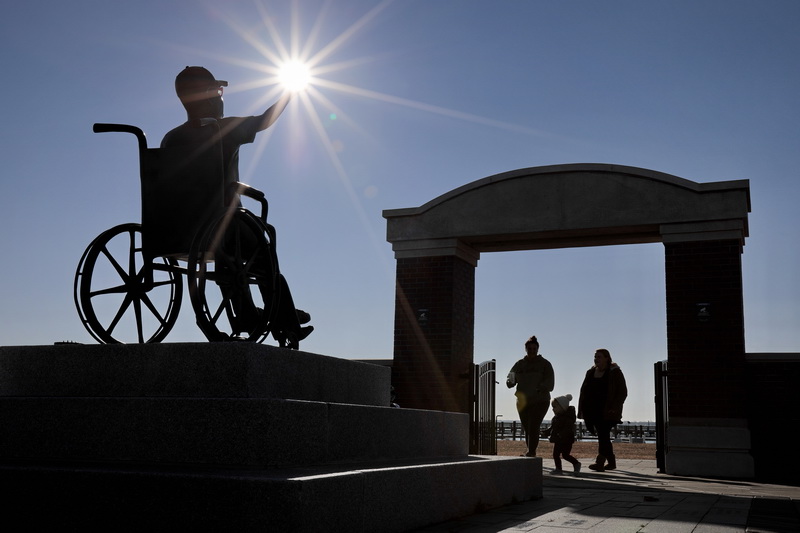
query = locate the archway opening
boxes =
[474,243,665,425]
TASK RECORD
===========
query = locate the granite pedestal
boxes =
[0,343,541,532]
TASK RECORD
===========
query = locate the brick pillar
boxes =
[392,254,475,413]
[664,239,746,418]
[663,237,753,477]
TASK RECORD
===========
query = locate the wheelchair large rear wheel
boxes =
[187,210,277,343]
[74,223,183,344]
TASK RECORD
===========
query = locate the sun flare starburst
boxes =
[277,60,311,92]
[200,0,546,265]
[212,0,545,166]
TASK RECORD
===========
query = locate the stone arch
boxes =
[383,163,752,477]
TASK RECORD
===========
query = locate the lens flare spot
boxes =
[364,185,378,199]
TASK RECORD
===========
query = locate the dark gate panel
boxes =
[470,359,496,454]
[654,360,668,473]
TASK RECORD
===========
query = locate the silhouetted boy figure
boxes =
[162,66,312,346]
[543,394,581,474]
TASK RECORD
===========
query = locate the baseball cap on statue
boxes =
[175,66,228,101]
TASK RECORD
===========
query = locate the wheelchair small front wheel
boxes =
[187,210,277,343]
[74,223,183,344]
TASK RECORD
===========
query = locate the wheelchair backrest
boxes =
[141,128,226,260]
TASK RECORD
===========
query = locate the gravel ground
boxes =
[497,439,656,460]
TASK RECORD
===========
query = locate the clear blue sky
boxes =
[2,1,799,422]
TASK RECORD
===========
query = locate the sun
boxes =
[277,60,311,93]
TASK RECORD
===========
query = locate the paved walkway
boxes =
[412,458,800,532]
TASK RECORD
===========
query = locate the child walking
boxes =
[543,394,581,474]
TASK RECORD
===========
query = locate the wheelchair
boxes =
[74,123,300,348]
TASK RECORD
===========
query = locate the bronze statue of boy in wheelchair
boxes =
[75,67,313,348]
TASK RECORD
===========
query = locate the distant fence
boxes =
[496,420,657,443]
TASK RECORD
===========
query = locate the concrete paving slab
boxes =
[410,459,800,532]
[691,525,746,533]
[747,496,800,532]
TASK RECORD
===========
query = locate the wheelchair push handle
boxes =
[93,123,148,153]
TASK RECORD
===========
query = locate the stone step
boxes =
[0,343,390,406]
[0,396,467,467]
[0,455,542,533]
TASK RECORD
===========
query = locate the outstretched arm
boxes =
[257,92,293,132]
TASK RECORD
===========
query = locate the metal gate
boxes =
[469,359,496,454]
[654,360,668,473]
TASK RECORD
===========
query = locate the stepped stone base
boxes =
[2,456,540,532]
[0,343,542,532]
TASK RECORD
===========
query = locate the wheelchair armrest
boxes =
[231,182,269,222]
[234,182,265,201]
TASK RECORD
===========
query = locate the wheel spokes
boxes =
[188,211,274,343]
[89,283,129,297]
[132,297,145,343]
[100,246,130,283]
[106,292,135,336]
[75,223,183,344]
[140,291,168,328]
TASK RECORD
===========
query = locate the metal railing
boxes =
[496,420,658,442]
[469,359,496,454]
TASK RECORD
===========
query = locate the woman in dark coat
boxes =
[578,348,627,472]
[506,335,555,457]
